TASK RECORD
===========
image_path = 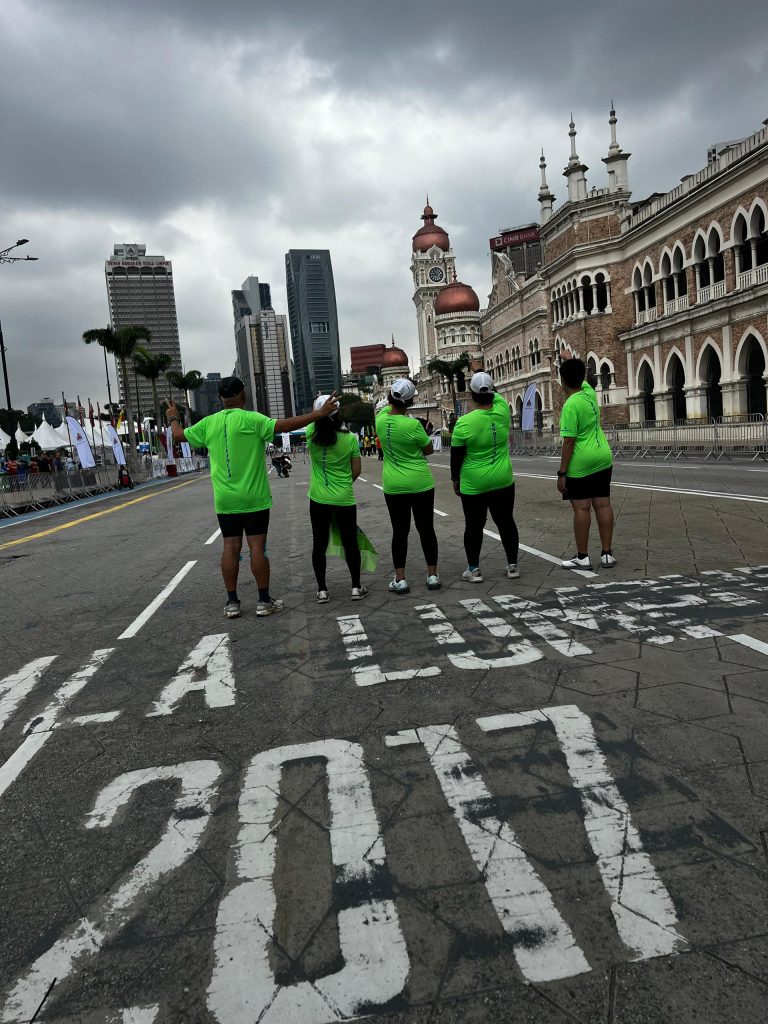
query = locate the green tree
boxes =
[427,352,472,417]
[134,346,173,442]
[83,325,151,456]
[166,369,204,425]
[337,393,374,431]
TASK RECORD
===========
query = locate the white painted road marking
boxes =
[477,707,687,960]
[434,507,448,516]
[416,603,543,669]
[0,649,114,800]
[728,633,768,656]
[358,476,367,482]
[118,560,197,639]
[147,634,235,716]
[205,528,221,544]
[337,614,441,685]
[208,738,409,1022]
[483,528,599,578]
[418,723,591,982]
[512,471,768,505]
[373,483,384,491]
[0,657,57,734]
[0,761,221,1023]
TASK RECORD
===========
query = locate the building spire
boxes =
[563,115,589,202]
[568,115,579,164]
[538,149,555,224]
[608,102,620,154]
[602,102,632,194]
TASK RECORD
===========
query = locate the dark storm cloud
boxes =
[1,0,767,407]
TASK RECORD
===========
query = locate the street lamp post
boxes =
[0,239,39,415]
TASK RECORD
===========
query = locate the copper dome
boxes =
[434,280,480,315]
[412,204,450,252]
[381,342,409,368]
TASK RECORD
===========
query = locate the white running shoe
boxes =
[388,579,410,594]
[601,553,617,568]
[426,574,442,590]
[505,563,520,579]
[317,590,330,603]
[224,600,242,619]
[351,586,369,601]
[256,598,285,616]
[461,568,484,583]
[561,555,593,570]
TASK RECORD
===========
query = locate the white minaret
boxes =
[538,150,555,223]
[602,103,632,194]
[563,116,589,202]
[411,202,456,368]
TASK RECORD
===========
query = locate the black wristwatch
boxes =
[557,470,567,478]
[168,417,180,425]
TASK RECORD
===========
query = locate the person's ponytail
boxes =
[311,416,340,447]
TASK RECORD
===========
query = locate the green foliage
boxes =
[166,369,204,392]
[134,346,172,381]
[338,394,374,429]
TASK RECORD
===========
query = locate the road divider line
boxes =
[205,528,221,545]
[728,633,768,656]
[0,477,205,551]
[434,508,448,517]
[513,471,768,505]
[483,529,597,578]
[118,561,198,640]
[373,484,384,491]
[359,477,367,482]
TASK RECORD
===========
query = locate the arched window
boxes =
[750,204,768,268]
[733,212,751,276]
[742,334,767,417]
[532,339,540,367]
[708,229,725,284]
[581,275,594,315]
[600,362,612,396]
[640,363,656,423]
[667,353,687,422]
[672,247,687,297]
[661,252,674,307]
[515,395,523,429]
[586,356,598,387]
[701,346,723,420]
[632,266,645,321]
[594,273,608,313]
[643,262,656,310]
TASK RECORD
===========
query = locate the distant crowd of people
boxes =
[165,357,615,618]
[0,451,73,477]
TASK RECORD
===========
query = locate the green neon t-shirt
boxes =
[184,407,276,513]
[375,408,434,495]
[306,424,360,506]
[559,382,613,478]
[451,392,515,494]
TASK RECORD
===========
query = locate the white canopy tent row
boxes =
[0,425,11,449]
[15,425,31,446]
[31,415,68,451]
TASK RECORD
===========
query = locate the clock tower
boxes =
[411,203,456,369]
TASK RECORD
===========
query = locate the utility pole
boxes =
[0,239,39,416]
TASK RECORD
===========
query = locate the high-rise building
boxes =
[231,277,293,418]
[105,244,183,412]
[190,373,224,418]
[27,398,61,426]
[488,224,542,277]
[350,343,386,374]
[285,250,342,412]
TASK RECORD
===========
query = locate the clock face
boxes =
[428,266,445,284]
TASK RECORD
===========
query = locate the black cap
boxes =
[218,376,245,398]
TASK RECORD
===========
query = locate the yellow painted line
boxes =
[0,477,206,551]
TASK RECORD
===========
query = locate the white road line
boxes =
[728,633,768,656]
[373,483,384,491]
[483,528,598,578]
[205,528,221,544]
[359,476,368,482]
[434,508,448,517]
[118,561,197,640]
[0,657,57,734]
[512,471,768,504]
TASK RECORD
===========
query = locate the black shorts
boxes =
[216,510,270,538]
[565,467,612,501]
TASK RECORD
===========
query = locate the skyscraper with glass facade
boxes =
[285,250,342,412]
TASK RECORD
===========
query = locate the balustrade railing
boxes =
[756,264,768,285]
[738,269,755,289]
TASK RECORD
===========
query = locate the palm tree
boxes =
[134,346,173,442]
[166,369,204,425]
[427,352,472,418]
[83,325,150,457]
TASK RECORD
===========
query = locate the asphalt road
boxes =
[1,455,767,1023]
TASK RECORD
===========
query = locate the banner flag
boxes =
[281,432,291,453]
[181,441,191,459]
[431,432,443,452]
[66,416,96,468]
[88,399,95,429]
[521,383,538,431]
[105,424,126,466]
[116,408,125,432]
[165,426,174,462]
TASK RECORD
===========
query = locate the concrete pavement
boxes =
[0,457,766,1023]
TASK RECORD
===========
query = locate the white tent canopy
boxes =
[32,414,68,451]
[0,425,11,449]
[15,425,31,446]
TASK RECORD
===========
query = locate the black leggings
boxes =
[309,501,360,589]
[384,489,438,569]
[460,484,519,567]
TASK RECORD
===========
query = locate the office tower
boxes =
[350,344,386,375]
[190,372,224,418]
[285,250,342,412]
[105,244,183,413]
[231,276,293,418]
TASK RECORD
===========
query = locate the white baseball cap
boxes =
[469,372,494,394]
[390,378,417,402]
[314,394,340,414]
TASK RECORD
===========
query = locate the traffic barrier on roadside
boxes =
[0,465,153,518]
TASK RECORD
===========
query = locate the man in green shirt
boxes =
[556,358,615,570]
[167,377,337,618]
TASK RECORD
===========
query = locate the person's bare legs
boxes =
[221,536,242,592]
[592,497,614,551]
[570,498,592,553]
[245,534,270,591]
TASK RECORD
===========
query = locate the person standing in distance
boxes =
[450,371,519,582]
[306,395,368,604]
[166,377,338,618]
[375,378,440,593]
[556,357,615,569]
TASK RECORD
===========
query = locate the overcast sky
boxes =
[2,0,767,409]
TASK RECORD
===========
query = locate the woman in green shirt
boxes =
[307,395,368,603]
[375,378,440,594]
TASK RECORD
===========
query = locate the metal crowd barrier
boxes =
[509,429,561,456]
[605,417,768,462]
[0,465,155,518]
